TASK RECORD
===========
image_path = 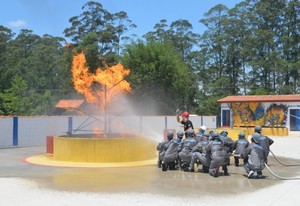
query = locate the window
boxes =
[290,109,300,131]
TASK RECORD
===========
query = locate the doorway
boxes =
[290,108,300,131]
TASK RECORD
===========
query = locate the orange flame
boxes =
[72,52,131,110]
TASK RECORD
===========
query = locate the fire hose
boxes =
[264,163,300,180]
[270,150,300,167]
[263,150,300,180]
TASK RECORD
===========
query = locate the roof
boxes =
[55,99,85,109]
[217,94,300,103]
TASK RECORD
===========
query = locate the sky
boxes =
[0,0,243,40]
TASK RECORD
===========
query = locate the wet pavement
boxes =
[1,136,300,205]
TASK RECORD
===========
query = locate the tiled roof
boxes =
[217,94,300,103]
[55,99,85,109]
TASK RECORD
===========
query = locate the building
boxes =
[217,94,300,135]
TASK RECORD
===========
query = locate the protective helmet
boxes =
[186,129,195,137]
[254,125,262,133]
[181,111,190,118]
[251,132,261,143]
[203,132,210,138]
[167,131,174,140]
[177,130,184,139]
[200,125,207,131]
[202,132,210,140]
[211,131,220,139]
[221,130,228,135]
[238,132,246,139]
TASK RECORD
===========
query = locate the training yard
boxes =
[0,134,300,206]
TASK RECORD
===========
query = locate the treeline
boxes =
[0,0,299,116]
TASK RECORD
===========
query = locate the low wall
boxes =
[244,127,289,136]
[0,115,217,148]
[53,136,157,163]
[216,128,248,141]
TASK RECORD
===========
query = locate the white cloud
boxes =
[8,20,27,27]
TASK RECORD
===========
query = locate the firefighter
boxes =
[162,131,184,171]
[206,131,230,177]
[156,131,174,168]
[195,125,207,143]
[178,129,197,171]
[187,131,210,173]
[233,132,249,166]
[242,132,266,179]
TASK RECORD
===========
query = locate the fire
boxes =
[72,52,131,110]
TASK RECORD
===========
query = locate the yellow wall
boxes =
[245,127,288,136]
[215,128,248,141]
[54,136,157,163]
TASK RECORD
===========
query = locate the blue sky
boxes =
[0,0,242,40]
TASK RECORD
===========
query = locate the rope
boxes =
[270,150,300,167]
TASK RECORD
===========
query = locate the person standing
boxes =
[254,125,274,164]
[176,110,194,136]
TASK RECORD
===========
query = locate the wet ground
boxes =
[1,136,300,205]
[1,145,300,196]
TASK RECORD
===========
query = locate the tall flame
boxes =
[72,52,131,110]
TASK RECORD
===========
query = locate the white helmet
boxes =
[200,125,207,131]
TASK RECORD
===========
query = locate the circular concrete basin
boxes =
[53,134,157,163]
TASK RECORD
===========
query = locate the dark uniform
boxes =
[242,133,266,179]
[188,132,210,172]
[206,131,230,177]
[178,129,197,170]
[156,131,174,168]
[233,132,249,166]
[181,119,194,132]
[162,131,184,171]
[254,125,274,164]
[195,126,206,143]
[177,111,193,138]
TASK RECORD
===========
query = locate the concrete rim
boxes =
[24,154,157,168]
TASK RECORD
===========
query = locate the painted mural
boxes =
[265,104,288,127]
[232,102,287,127]
[232,102,264,126]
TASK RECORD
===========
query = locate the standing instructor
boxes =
[176,110,194,135]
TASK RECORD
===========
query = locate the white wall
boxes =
[0,115,217,147]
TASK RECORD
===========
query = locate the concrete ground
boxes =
[1,134,300,205]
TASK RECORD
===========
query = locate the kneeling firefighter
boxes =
[206,131,230,177]
[162,131,184,171]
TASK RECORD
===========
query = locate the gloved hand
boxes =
[176,109,181,115]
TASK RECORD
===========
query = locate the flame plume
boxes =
[72,52,131,110]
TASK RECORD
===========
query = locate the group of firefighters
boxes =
[156,111,274,179]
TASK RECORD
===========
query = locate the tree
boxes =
[64,1,136,68]
[0,26,14,91]
[121,40,197,114]
[197,3,239,105]
[247,0,287,94]
[0,76,31,115]
[144,19,199,62]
